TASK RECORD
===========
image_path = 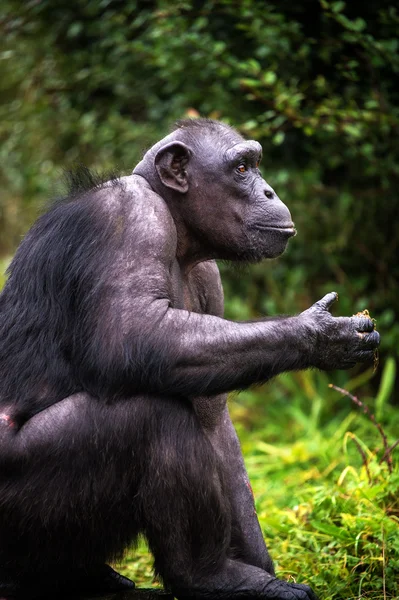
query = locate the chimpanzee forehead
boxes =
[191,127,262,161]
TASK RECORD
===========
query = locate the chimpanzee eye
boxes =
[237,164,247,173]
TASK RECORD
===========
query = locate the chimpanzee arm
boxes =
[75,182,379,400]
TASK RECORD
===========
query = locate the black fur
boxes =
[0,171,125,422]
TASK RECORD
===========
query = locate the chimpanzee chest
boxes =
[169,261,208,314]
[168,260,227,429]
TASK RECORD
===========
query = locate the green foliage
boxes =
[239,385,399,599]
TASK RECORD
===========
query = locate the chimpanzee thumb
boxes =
[313,292,338,312]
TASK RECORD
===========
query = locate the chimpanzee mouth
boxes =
[252,224,297,237]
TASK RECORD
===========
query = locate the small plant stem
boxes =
[347,433,372,484]
[380,439,399,464]
[382,524,386,600]
[328,384,392,472]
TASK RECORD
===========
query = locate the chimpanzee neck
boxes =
[167,202,216,274]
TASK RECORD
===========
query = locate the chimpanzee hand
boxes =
[299,292,380,371]
[263,577,319,599]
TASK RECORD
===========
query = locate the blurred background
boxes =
[1,1,399,597]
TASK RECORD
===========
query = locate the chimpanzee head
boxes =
[133,119,295,263]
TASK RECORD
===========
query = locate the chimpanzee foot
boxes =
[264,577,319,600]
[96,564,136,592]
[76,564,136,593]
[172,559,318,600]
[0,578,20,598]
[0,565,135,599]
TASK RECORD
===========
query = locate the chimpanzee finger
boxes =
[353,350,376,363]
[264,578,319,600]
[343,361,357,370]
[288,582,320,600]
[314,291,338,312]
[351,316,375,332]
[357,330,380,348]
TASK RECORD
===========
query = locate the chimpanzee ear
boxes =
[155,142,192,193]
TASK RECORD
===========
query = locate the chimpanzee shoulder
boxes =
[116,174,178,261]
[52,170,178,263]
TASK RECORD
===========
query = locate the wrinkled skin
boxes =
[0,119,379,599]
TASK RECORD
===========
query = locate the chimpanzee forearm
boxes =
[154,307,309,396]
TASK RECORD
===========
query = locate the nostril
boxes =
[264,190,274,199]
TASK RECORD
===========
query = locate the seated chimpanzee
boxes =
[0,119,379,599]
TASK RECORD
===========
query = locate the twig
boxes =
[380,439,399,465]
[328,384,394,472]
[347,433,372,484]
[382,523,386,600]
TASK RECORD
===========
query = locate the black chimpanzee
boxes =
[0,119,379,599]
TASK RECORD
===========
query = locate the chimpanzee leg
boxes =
[142,400,318,600]
[0,394,140,596]
[208,405,275,574]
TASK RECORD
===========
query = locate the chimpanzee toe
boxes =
[78,564,136,592]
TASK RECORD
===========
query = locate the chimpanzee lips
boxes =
[252,224,297,237]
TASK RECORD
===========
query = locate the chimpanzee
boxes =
[0,119,379,599]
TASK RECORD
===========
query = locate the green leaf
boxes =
[331,1,345,14]
[310,520,352,540]
[273,131,285,145]
[263,71,277,85]
[375,357,396,422]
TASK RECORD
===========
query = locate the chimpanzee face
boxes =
[171,130,295,262]
[213,135,296,261]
